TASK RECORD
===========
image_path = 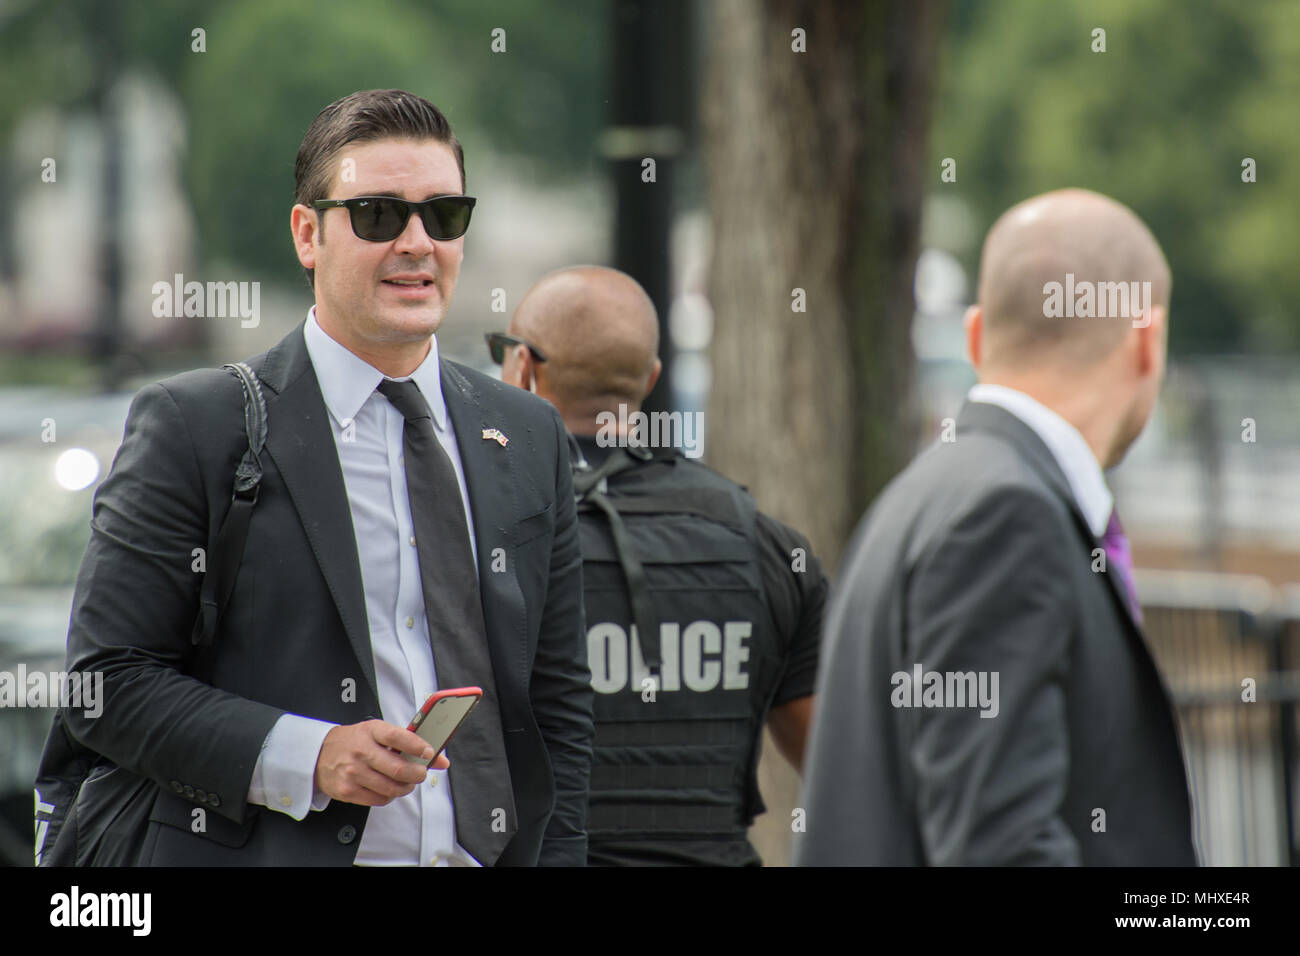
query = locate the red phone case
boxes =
[406,686,483,765]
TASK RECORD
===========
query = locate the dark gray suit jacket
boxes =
[61,321,592,866]
[795,401,1197,865]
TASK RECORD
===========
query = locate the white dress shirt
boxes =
[246,306,481,866]
[967,384,1113,538]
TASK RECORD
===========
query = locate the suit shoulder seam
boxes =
[152,380,212,509]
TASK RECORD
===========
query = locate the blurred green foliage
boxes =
[1,0,607,285]
[931,0,1300,354]
[4,0,1296,355]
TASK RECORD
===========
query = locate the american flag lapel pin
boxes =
[482,427,508,447]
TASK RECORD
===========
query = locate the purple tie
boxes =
[1101,509,1143,624]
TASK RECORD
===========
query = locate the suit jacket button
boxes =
[208,793,221,808]
[338,825,357,844]
[195,789,207,803]
[170,780,184,794]
[183,785,195,799]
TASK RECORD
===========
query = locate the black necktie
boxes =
[375,378,516,864]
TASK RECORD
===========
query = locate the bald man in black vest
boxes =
[491,266,827,866]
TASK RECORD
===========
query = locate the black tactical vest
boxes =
[572,439,782,864]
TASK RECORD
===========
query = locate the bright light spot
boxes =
[669,293,714,351]
[54,448,100,491]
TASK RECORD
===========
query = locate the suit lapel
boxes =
[1099,545,1142,627]
[956,400,1187,743]
[956,401,1139,629]
[440,360,527,703]
[254,323,378,702]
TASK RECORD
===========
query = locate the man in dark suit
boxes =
[58,90,592,866]
[796,188,1198,865]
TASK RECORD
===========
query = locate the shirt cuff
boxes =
[247,714,337,820]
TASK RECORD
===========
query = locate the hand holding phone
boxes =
[314,720,447,807]
[405,687,483,767]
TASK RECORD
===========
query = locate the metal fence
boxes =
[1138,570,1300,866]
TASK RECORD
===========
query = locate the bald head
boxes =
[510,266,660,421]
[976,189,1171,371]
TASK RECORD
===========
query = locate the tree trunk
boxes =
[702,0,944,866]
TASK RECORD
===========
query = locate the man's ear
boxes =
[964,304,983,372]
[643,358,663,398]
[1135,303,1166,378]
[291,204,320,272]
[502,345,531,390]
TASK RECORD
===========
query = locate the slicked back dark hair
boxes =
[294,89,466,287]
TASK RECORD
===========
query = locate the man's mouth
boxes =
[381,276,438,298]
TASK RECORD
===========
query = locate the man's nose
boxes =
[391,209,438,256]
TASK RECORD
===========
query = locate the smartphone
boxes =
[404,686,483,766]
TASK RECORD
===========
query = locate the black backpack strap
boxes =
[573,444,662,671]
[191,361,267,647]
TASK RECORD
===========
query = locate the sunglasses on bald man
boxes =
[485,332,547,365]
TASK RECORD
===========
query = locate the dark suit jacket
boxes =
[61,320,593,866]
[795,401,1197,865]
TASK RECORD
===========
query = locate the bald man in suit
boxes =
[796,189,1197,866]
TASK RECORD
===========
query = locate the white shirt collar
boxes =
[967,384,1113,538]
[303,305,448,431]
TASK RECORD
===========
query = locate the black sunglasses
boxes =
[485,332,547,365]
[312,195,476,242]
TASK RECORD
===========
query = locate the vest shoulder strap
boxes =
[572,444,654,499]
